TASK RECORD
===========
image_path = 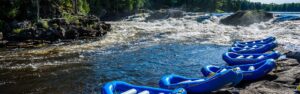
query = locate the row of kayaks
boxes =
[102,37,280,94]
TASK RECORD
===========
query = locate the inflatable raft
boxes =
[273,15,300,23]
[223,51,281,65]
[201,59,276,81]
[229,42,277,54]
[232,41,277,48]
[233,37,276,46]
[159,69,243,93]
[102,81,187,94]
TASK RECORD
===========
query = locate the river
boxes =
[0,12,300,94]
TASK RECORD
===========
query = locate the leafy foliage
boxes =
[1,0,300,22]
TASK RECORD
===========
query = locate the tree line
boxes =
[1,0,300,22]
[91,0,300,12]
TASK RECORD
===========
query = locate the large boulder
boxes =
[286,51,300,62]
[220,10,273,26]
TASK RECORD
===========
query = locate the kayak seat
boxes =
[248,66,255,71]
[257,55,264,59]
[138,90,150,94]
[246,55,253,59]
[178,79,205,84]
[121,89,137,94]
[236,55,244,59]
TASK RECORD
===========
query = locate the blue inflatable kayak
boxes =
[201,59,276,81]
[102,81,187,94]
[223,51,281,65]
[233,37,276,46]
[232,42,276,48]
[273,15,300,23]
[229,42,277,54]
[159,69,243,93]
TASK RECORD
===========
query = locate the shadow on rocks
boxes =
[286,51,300,63]
[234,74,278,89]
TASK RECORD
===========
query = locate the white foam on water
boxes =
[0,12,300,69]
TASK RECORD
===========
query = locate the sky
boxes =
[249,0,300,4]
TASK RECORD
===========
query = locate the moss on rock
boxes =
[13,28,22,34]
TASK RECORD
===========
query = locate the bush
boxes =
[40,20,49,29]
[62,12,79,23]
[13,28,22,33]
[8,8,18,19]
[216,9,224,13]
[78,0,90,15]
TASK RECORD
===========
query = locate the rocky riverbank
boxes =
[0,15,111,48]
[214,46,300,94]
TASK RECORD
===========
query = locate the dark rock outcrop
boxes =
[286,51,300,62]
[220,10,273,26]
[1,15,111,47]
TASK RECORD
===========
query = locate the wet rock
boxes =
[49,18,67,25]
[17,28,35,40]
[197,15,211,23]
[77,27,98,37]
[286,51,300,62]
[40,28,60,42]
[220,10,273,26]
[100,22,112,31]
[65,28,79,39]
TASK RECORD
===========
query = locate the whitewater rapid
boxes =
[0,12,299,70]
[112,12,300,50]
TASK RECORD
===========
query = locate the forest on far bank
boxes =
[91,0,300,19]
[1,0,300,22]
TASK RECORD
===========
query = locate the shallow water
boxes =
[0,11,300,93]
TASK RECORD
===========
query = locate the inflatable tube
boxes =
[273,15,300,23]
[201,59,276,81]
[233,37,276,46]
[223,51,281,65]
[159,69,243,93]
[229,42,277,54]
[102,81,187,94]
[233,43,268,48]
